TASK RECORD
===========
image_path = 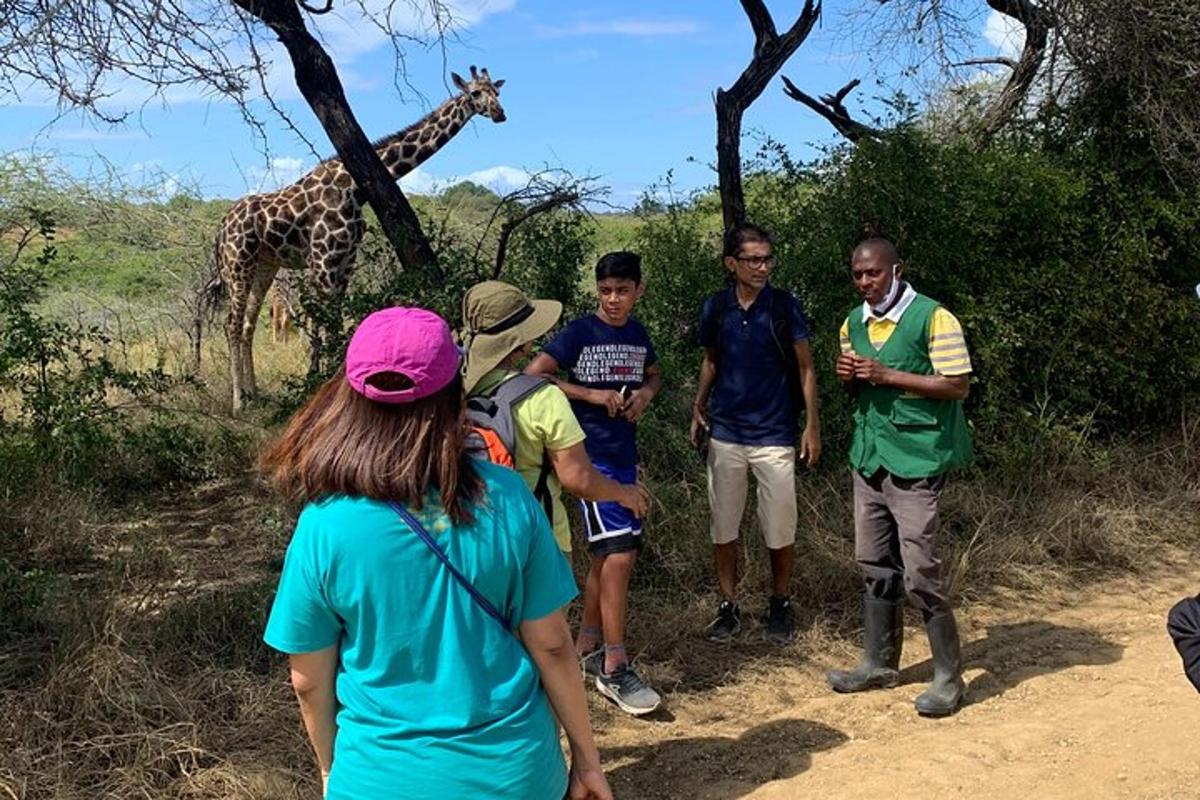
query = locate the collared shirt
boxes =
[698,283,811,446]
[838,283,973,376]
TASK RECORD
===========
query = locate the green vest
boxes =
[847,293,973,478]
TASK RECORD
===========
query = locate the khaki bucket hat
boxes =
[460,281,562,394]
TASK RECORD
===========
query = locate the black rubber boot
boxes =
[914,610,965,717]
[827,596,904,693]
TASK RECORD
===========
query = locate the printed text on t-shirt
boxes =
[574,343,648,384]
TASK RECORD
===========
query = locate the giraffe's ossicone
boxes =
[215,65,507,411]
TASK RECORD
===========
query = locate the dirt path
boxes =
[593,566,1200,800]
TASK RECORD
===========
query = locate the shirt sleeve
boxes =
[523,384,586,452]
[517,489,579,622]
[839,318,852,354]
[541,321,577,370]
[787,294,810,342]
[263,509,342,654]
[698,295,718,349]
[928,308,973,376]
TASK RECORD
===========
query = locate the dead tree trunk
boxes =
[233,0,441,279]
[715,0,822,231]
[978,0,1054,145]
[781,77,882,143]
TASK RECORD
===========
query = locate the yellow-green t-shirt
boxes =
[474,369,586,552]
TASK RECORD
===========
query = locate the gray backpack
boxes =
[465,374,555,524]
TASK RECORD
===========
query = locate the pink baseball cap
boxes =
[345,307,461,404]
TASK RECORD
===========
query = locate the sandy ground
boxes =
[591,566,1200,800]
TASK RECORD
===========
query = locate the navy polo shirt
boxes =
[698,284,810,446]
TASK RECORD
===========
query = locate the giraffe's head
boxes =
[451,65,507,123]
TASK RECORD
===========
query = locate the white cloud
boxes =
[400,164,532,195]
[983,9,1025,61]
[313,0,516,61]
[45,127,149,142]
[246,156,309,192]
[537,18,700,38]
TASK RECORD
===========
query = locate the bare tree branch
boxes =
[953,56,1019,70]
[781,76,882,143]
[462,170,607,278]
[716,0,822,230]
[739,0,778,53]
[976,0,1054,143]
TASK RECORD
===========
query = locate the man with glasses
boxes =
[826,237,973,717]
[690,222,821,644]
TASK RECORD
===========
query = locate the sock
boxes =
[604,643,628,675]
[575,625,602,657]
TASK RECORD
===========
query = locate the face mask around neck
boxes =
[870,264,902,315]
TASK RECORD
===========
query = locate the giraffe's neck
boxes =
[375,94,476,180]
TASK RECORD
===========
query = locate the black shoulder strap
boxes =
[769,288,793,362]
[389,501,514,634]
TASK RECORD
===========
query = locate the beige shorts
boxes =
[706,438,797,549]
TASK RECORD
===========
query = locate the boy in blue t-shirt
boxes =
[527,251,664,717]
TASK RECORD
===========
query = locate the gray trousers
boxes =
[852,468,952,613]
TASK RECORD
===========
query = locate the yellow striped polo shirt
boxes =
[838,285,972,376]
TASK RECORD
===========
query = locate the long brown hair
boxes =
[260,369,483,524]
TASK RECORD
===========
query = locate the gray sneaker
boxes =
[595,664,662,716]
[580,647,604,679]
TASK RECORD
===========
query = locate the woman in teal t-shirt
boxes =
[260,307,612,800]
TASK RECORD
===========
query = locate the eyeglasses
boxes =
[735,254,775,268]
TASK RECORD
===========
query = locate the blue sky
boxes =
[1,1,1021,205]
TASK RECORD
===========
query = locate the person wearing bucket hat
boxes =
[260,306,613,800]
[461,281,650,553]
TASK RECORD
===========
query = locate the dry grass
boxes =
[2,322,1199,799]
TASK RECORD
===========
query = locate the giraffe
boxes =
[268,272,296,344]
[214,66,506,410]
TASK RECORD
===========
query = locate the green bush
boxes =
[630,128,1200,476]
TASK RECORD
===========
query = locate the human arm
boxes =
[836,318,860,396]
[548,442,649,517]
[793,340,821,465]
[623,362,663,422]
[526,352,625,418]
[850,355,970,401]
[690,347,718,445]
[520,611,613,799]
[289,646,339,795]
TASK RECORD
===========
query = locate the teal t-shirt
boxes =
[263,461,578,800]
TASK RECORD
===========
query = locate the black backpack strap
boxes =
[532,453,554,526]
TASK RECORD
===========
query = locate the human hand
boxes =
[851,355,891,385]
[591,389,625,418]
[618,483,651,519]
[623,387,652,421]
[836,352,856,382]
[798,425,821,467]
[689,405,708,446]
[568,761,613,800]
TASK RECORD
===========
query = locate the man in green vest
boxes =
[826,237,973,717]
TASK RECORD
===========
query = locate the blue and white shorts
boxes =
[580,460,643,556]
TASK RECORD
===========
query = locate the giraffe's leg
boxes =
[241,267,277,398]
[225,291,247,413]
